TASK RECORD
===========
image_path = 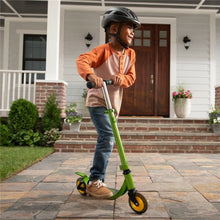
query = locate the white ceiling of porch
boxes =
[0,0,219,24]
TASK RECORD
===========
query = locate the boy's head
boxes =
[102,7,141,49]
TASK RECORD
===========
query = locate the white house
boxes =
[0,0,220,119]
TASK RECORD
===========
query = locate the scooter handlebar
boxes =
[86,79,113,89]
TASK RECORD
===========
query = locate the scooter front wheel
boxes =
[76,177,87,196]
[128,192,148,214]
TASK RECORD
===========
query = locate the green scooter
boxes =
[75,80,148,214]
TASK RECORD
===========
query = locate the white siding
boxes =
[64,10,102,113]
[176,14,210,118]
[216,19,220,85]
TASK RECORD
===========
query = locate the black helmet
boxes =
[102,7,141,30]
[102,7,141,49]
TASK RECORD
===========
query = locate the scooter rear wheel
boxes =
[76,177,87,196]
[128,192,148,214]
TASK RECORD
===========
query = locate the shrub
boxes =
[8,99,39,134]
[0,124,10,146]
[41,93,62,132]
[0,118,8,125]
[11,130,41,147]
[41,128,61,147]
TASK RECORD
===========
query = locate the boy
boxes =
[76,7,141,199]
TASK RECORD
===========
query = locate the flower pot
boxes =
[174,98,191,118]
[210,124,220,134]
[69,122,81,132]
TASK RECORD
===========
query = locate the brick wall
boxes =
[216,85,220,109]
[35,81,67,118]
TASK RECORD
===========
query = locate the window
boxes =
[22,34,46,83]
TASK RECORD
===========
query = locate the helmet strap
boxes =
[116,23,128,49]
[106,22,129,49]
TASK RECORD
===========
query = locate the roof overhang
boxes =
[0,0,219,26]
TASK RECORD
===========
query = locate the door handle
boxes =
[150,74,154,93]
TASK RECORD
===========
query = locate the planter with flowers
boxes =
[64,102,83,132]
[172,87,192,118]
[209,106,220,134]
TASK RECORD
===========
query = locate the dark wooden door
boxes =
[120,24,170,117]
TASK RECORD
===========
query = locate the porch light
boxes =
[85,33,93,48]
[183,36,191,50]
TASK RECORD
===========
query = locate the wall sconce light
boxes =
[85,33,93,48]
[183,36,191,50]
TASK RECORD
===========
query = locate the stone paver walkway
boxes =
[1,153,220,219]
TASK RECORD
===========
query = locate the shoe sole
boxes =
[87,191,113,199]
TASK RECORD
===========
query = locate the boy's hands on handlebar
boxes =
[111,74,122,87]
[87,74,103,88]
[87,74,122,88]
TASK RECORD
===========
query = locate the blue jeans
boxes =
[88,106,115,182]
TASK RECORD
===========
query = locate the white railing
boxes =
[0,70,46,113]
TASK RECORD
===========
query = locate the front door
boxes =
[120,24,170,117]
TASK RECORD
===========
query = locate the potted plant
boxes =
[208,105,220,134]
[172,86,192,118]
[64,102,83,132]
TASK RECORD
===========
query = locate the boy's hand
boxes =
[87,74,103,88]
[111,74,122,87]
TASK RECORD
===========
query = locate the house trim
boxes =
[16,30,47,70]
[62,4,218,15]
[3,16,47,70]
[36,79,68,85]
[2,17,47,22]
[210,14,216,107]
[46,0,61,81]
[3,19,9,69]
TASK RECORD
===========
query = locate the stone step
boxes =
[61,130,220,142]
[82,117,209,125]
[80,122,211,133]
[56,117,220,153]
[54,140,220,153]
[79,117,212,133]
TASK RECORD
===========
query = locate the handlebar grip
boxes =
[86,79,113,89]
[104,79,113,85]
[86,81,95,89]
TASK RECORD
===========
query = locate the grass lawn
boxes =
[0,146,54,181]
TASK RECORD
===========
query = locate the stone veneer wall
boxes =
[216,85,220,109]
[35,81,67,118]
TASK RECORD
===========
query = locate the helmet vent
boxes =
[114,11,125,16]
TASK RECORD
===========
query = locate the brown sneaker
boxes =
[86,180,113,199]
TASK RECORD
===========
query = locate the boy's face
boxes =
[119,22,135,46]
[109,22,135,47]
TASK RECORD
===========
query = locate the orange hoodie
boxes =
[76,43,136,117]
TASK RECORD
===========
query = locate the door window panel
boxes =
[159,39,167,47]
[134,39,142,46]
[159,31,167,38]
[143,39,151,47]
[143,30,151,38]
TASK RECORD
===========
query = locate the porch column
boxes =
[46,0,60,80]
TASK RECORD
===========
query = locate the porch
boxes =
[1,1,220,120]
